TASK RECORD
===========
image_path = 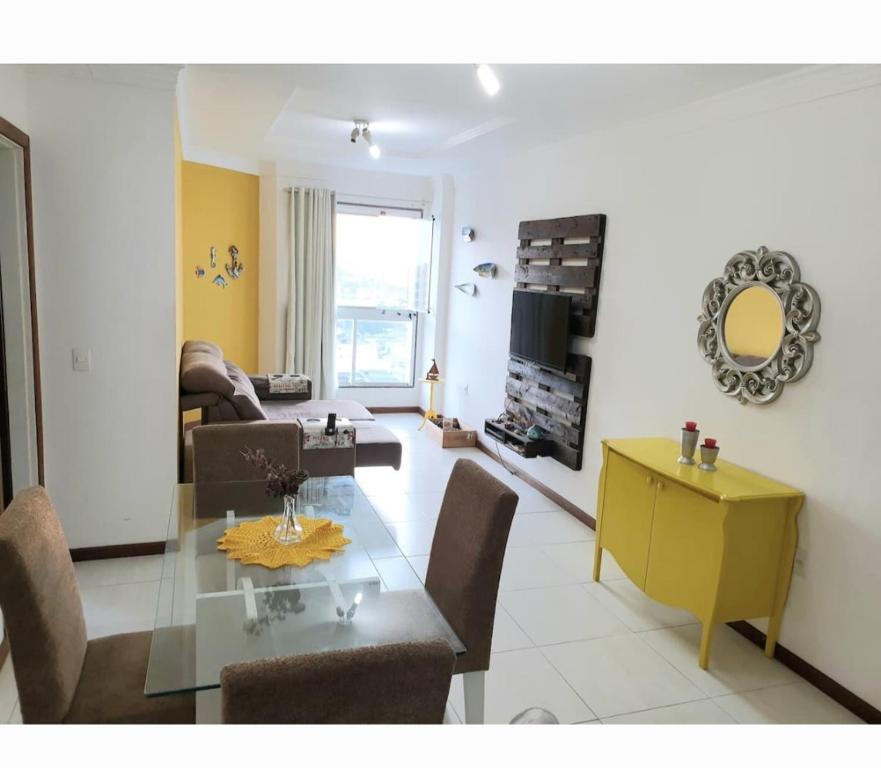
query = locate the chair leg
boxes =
[463,670,486,724]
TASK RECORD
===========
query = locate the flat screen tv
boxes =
[509,290,571,372]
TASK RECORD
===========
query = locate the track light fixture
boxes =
[350,120,381,159]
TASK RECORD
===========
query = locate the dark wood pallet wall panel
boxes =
[515,213,606,341]
[501,214,605,471]
[504,353,592,471]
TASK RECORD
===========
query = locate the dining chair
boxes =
[191,421,301,482]
[219,640,456,724]
[0,486,195,724]
[424,458,519,724]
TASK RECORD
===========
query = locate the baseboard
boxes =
[478,437,875,723]
[476,439,596,530]
[70,541,166,562]
[367,406,421,414]
[727,621,878,723]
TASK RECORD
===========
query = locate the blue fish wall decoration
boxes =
[473,262,497,278]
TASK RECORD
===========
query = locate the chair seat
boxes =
[63,631,195,724]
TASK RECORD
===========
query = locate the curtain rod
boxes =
[283,186,431,206]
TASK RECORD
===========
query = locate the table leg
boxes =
[463,670,485,724]
[593,542,603,581]
[699,622,715,669]
[418,382,436,431]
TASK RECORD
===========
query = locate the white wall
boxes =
[259,159,438,408]
[0,65,28,131]
[442,65,881,708]
[26,71,178,548]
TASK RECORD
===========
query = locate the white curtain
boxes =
[285,187,336,398]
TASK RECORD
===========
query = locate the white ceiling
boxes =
[180,64,805,176]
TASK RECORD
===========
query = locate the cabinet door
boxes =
[599,452,657,588]
[644,480,723,620]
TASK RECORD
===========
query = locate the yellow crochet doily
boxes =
[217,516,351,569]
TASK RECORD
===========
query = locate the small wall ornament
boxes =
[226,245,244,280]
[210,245,217,269]
[473,262,497,278]
[213,274,228,288]
[194,266,206,278]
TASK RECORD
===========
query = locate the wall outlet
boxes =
[72,347,91,372]
[793,547,808,578]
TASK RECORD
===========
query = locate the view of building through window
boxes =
[335,207,431,387]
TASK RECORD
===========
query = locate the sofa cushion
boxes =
[353,423,403,470]
[261,399,374,422]
[182,339,223,359]
[180,351,234,397]
[225,362,267,421]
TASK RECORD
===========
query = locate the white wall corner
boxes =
[258,161,279,372]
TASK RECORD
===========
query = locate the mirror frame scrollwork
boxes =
[697,246,821,405]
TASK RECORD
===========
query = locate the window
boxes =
[335,203,432,388]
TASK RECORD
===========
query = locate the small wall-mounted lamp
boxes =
[462,227,475,243]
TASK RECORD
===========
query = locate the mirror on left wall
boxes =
[0,116,43,510]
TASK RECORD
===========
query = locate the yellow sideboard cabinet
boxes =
[593,438,803,668]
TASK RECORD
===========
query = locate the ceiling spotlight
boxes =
[350,120,381,159]
[476,64,500,97]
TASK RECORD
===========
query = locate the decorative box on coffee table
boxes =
[297,417,356,477]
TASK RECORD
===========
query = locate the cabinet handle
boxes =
[645,475,653,485]
[657,481,665,491]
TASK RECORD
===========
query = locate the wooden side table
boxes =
[417,378,443,431]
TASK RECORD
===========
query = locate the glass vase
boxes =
[273,494,303,545]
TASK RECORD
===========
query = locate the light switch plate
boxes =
[72,347,91,372]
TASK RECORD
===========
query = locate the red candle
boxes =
[704,438,717,449]
[684,421,698,432]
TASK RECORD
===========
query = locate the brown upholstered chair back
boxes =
[220,640,456,724]
[424,459,518,674]
[0,487,88,723]
[191,422,301,483]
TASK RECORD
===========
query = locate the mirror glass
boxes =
[0,133,40,501]
[722,284,784,368]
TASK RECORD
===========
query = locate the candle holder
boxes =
[698,444,720,472]
[679,427,700,465]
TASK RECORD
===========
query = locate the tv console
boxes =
[484,418,554,459]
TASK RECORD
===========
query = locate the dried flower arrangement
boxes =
[241,447,310,497]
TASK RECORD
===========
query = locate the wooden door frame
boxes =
[0,115,45,501]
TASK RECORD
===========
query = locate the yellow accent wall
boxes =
[181,161,260,373]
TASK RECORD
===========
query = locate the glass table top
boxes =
[145,477,464,697]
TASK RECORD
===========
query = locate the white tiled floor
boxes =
[0,413,862,724]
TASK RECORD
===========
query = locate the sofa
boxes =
[178,340,402,479]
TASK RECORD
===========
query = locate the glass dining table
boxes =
[144,476,464,697]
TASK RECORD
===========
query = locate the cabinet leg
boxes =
[592,543,603,581]
[765,613,782,659]
[699,622,714,670]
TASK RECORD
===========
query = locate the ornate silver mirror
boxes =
[697,246,821,404]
